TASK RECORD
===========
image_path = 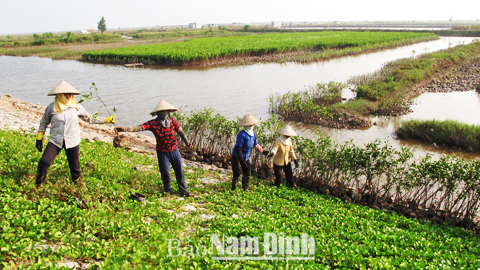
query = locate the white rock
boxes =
[55,261,80,269]
[183,205,196,212]
[201,214,215,219]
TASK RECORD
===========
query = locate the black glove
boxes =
[35,140,43,152]
[267,152,274,157]
[262,150,269,156]
[294,160,299,168]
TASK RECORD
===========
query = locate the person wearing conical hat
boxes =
[267,124,299,188]
[231,114,269,191]
[115,100,193,197]
[35,80,116,186]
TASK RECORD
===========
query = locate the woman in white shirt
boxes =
[35,80,115,186]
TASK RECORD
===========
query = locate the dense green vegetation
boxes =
[177,109,480,228]
[2,128,480,268]
[81,31,437,65]
[396,119,480,152]
[269,82,346,124]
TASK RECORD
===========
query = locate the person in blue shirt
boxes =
[231,114,269,191]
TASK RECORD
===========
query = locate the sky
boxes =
[1,0,479,35]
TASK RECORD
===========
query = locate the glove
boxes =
[267,152,274,158]
[35,132,44,152]
[36,140,43,152]
[262,150,269,156]
[294,160,299,168]
[104,115,116,124]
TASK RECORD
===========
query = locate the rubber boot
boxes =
[242,175,250,191]
[72,174,82,185]
[231,176,239,191]
[35,162,48,186]
[163,182,172,195]
[286,175,294,188]
[274,177,281,187]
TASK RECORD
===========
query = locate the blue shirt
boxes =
[232,130,257,160]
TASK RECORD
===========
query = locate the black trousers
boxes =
[273,162,293,187]
[231,155,250,178]
[36,142,81,185]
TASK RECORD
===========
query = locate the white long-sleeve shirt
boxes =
[38,103,105,149]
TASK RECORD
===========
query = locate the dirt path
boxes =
[0,94,229,173]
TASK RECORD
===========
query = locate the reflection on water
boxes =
[406,91,480,125]
[0,37,478,160]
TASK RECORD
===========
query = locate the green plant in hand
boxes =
[78,82,117,122]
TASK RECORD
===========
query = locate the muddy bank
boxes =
[418,62,480,93]
[0,94,137,145]
[0,94,235,175]
[278,109,372,129]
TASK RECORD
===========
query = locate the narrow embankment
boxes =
[270,41,480,129]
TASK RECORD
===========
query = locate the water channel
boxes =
[0,36,478,159]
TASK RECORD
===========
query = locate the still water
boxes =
[0,37,478,159]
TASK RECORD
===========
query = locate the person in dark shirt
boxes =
[116,100,192,197]
[231,114,269,191]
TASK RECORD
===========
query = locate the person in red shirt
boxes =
[116,100,192,197]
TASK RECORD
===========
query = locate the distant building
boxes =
[81,29,96,34]
[272,21,282,28]
[189,22,203,29]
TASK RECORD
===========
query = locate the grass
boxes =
[396,119,480,152]
[333,99,376,115]
[1,129,480,268]
[0,47,63,57]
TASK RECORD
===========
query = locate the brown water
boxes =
[0,36,478,159]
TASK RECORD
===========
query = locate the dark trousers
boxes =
[157,148,187,193]
[36,142,81,185]
[231,155,250,177]
[274,162,293,187]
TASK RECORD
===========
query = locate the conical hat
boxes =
[277,124,297,136]
[150,100,178,115]
[47,80,81,96]
[238,114,261,127]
